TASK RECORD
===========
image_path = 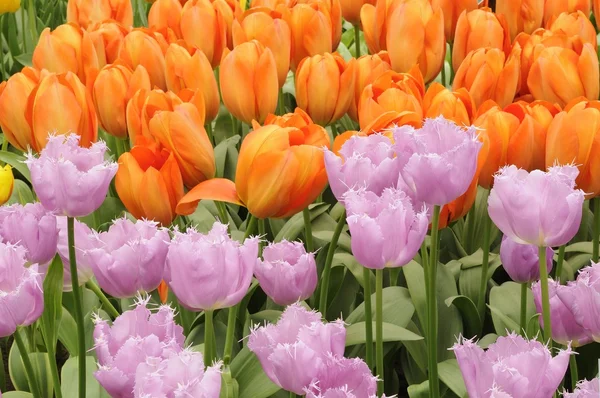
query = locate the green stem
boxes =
[520,283,528,336]
[115,138,126,158]
[477,213,491,324]
[441,60,446,87]
[427,205,441,398]
[555,245,565,284]
[244,215,257,240]
[68,217,86,398]
[302,208,313,253]
[538,246,552,348]
[593,198,599,262]
[216,202,229,224]
[223,305,238,366]
[205,122,214,146]
[289,392,297,398]
[0,15,5,82]
[363,267,373,370]
[375,269,384,396]
[14,330,42,398]
[464,205,476,254]
[204,310,215,366]
[45,334,63,398]
[569,353,578,391]
[354,26,361,57]
[1,134,7,152]
[27,0,37,48]
[21,2,26,53]
[318,209,346,317]
[278,88,285,115]
[258,218,266,255]
[421,240,430,339]
[231,115,239,137]
[85,281,120,320]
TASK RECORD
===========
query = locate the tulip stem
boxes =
[555,245,565,284]
[375,269,384,396]
[318,209,346,318]
[302,208,313,253]
[354,26,361,57]
[289,392,297,398]
[278,88,286,115]
[519,283,528,336]
[593,198,600,262]
[204,310,216,366]
[441,60,446,87]
[85,280,120,320]
[231,115,239,137]
[538,246,552,348]
[244,215,257,240]
[569,353,578,391]
[477,212,491,327]
[427,205,441,398]
[0,15,5,81]
[14,329,42,398]
[205,123,214,146]
[68,217,87,398]
[258,218,266,254]
[216,202,229,224]
[363,267,374,370]
[223,305,238,366]
[45,330,63,398]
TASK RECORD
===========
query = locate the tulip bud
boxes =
[543,0,591,25]
[212,0,243,49]
[339,0,375,25]
[180,0,228,68]
[86,21,128,65]
[148,0,183,39]
[500,235,553,283]
[295,0,342,49]
[546,11,596,47]
[348,51,392,123]
[126,88,183,144]
[431,0,478,42]
[119,29,168,90]
[423,83,475,126]
[495,0,544,40]
[0,0,20,14]
[67,0,133,29]
[0,165,13,206]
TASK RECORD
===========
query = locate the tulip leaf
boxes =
[445,295,481,338]
[487,305,520,334]
[333,252,375,291]
[438,359,468,398]
[312,230,351,253]
[489,282,535,336]
[9,337,54,398]
[407,380,430,398]
[400,344,427,385]
[402,321,428,373]
[214,135,240,180]
[0,151,30,182]
[231,347,281,398]
[565,241,593,254]
[478,333,498,349]
[345,322,423,346]
[327,267,360,320]
[3,393,34,397]
[347,286,414,328]
[250,310,282,324]
[527,314,541,341]
[40,255,63,362]
[60,356,110,398]
[7,180,34,205]
[13,52,32,68]
[274,203,330,242]
[58,308,79,356]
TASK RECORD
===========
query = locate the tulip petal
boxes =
[176,178,243,215]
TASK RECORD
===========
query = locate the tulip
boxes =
[547,10,596,47]
[532,279,593,346]
[358,68,424,131]
[165,222,258,311]
[86,21,128,65]
[295,52,356,126]
[219,40,278,124]
[339,0,375,25]
[164,43,220,123]
[431,0,478,42]
[67,0,133,29]
[452,46,521,109]
[116,140,184,226]
[177,124,329,219]
[543,0,591,25]
[423,83,475,126]
[564,378,600,398]
[212,0,243,49]
[261,107,327,139]
[93,300,185,398]
[248,303,346,395]
[91,63,151,139]
[348,51,392,123]
[495,0,544,40]
[0,0,19,13]
[296,0,342,50]
[527,42,599,106]
[360,0,388,54]
[26,134,117,217]
[0,203,58,265]
[55,217,96,292]
[488,165,585,247]
[254,240,317,306]
[126,88,183,144]
[393,117,482,205]
[304,356,378,398]
[0,165,13,206]
[180,0,228,68]
[133,349,222,396]
[452,333,572,398]
[0,243,44,338]
[119,29,168,91]
[500,235,553,283]
[148,0,183,39]
[232,9,291,87]
[345,188,429,269]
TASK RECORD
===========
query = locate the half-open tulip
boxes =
[453,46,521,109]
[260,108,328,147]
[148,0,183,39]
[67,0,133,29]
[431,0,478,42]
[118,29,168,90]
[543,0,591,25]
[495,0,544,40]
[423,83,475,126]
[348,51,392,123]
[180,0,228,68]
[86,21,128,65]
[295,52,356,126]
[339,0,375,25]
[116,140,184,226]
[126,88,181,144]
[220,40,278,124]
[0,165,13,206]
[453,8,511,72]
[304,356,378,398]
[177,124,329,219]
[547,11,596,47]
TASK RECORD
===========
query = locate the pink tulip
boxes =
[500,235,553,283]
[564,378,600,398]
[304,355,378,398]
[55,216,96,291]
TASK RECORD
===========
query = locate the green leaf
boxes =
[333,253,375,291]
[345,322,423,346]
[478,333,498,348]
[250,310,282,324]
[526,313,541,340]
[565,241,593,254]
[214,135,240,179]
[346,286,414,328]
[445,295,481,338]
[312,230,351,253]
[80,197,125,230]
[489,282,534,336]
[274,203,329,242]
[40,255,63,358]
[9,337,53,398]
[438,359,467,398]
[0,151,30,182]
[3,393,34,397]
[13,52,33,67]
[488,305,520,334]
[231,347,280,398]
[407,380,430,398]
[60,357,110,398]
[7,180,34,205]
[58,309,79,356]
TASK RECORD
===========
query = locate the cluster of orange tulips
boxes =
[0,0,600,230]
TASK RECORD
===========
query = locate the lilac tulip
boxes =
[25,134,118,217]
[0,202,57,265]
[93,299,184,398]
[55,217,96,291]
[85,218,169,298]
[254,240,317,306]
[452,333,572,398]
[304,355,378,398]
[0,242,44,337]
[564,378,600,398]
[248,303,346,395]
[488,165,585,247]
[393,117,482,206]
[500,235,553,283]
[344,187,428,269]
[165,221,258,311]
[324,134,402,202]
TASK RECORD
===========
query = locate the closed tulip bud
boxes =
[495,0,544,40]
[148,0,183,39]
[304,356,378,398]
[0,68,39,151]
[119,29,168,90]
[116,140,184,226]
[453,8,512,72]
[500,235,553,283]
[488,165,585,247]
[177,124,329,219]
[165,43,220,122]
[0,165,13,205]
[87,21,128,65]
[348,51,391,122]
[232,9,291,87]
[220,40,278,124]
[295,52,356,125]
[295,0,342,49]
[56,217,96,291]
[423,83,475,126]
[544,0,591,25]
[547,11,596,47]
[212,0,243,48]
[92,64,151,139]
[0,0,20,13]
[432,0,477,43]
[67,0,133,29]
[339,0,375,25]
[453,46,521,110]
[565,378,600,397]
[360,0,385,54]
[0,243,43,338]
[180,0,228,68]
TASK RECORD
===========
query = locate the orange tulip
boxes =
[119,29,168,90]
[348,51,392,123]
[0,67,40,151]
[33,23,102,86]
[452,8,511,72]
[431,0,478,42]
[295,52,356,126]
[148,0,183,39]
[595,0,600,24]
[116,139,184,226]
[232,8,291,87]
[86,21,129,65]
[423,83,475,126]
[543,0,591,25]
[358,68,425,130]
[165,43,220,123]
[219,40,278,124]
[360,0,385,54]
[67,0,133,29]
[91,63,151,139]
[527,42,598,107]
[259,107,329,144]
[211,0,243,49]
[546,99,600,197]
[126,89,183,144]
[546,11,596,47]
[177,124,330,219]
[294,0,342,50]
[495,0,544,40]
[452,46,521,110]
[180,0,228,68]
[158,281,169,303]
[339,0,375,25]
[250,0,290,8]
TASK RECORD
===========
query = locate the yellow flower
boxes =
[0,164,14,205]
[0,0,20,14]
